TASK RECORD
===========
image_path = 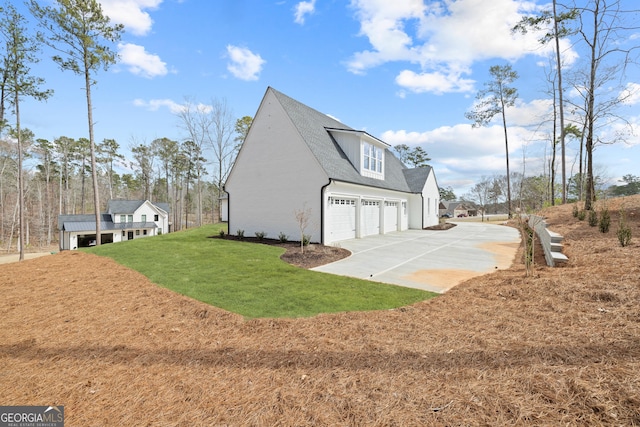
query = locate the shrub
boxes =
[236,229,244,239]
[572,204,579,218]
[617,207,632,247]
[302,234,311,246]
[599,207,611,233]
[577,210,586,221]
[255,231,267,240]
[278,232,288,243]
[588,209,598,227]
[617,225,632,247]
[219,229,226,238]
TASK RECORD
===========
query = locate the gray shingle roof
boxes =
[107,199,170,215]
[269,88,429,193]
[403,167,433,193]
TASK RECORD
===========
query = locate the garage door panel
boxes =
[361,200,380,236]
[384,201,398,233]
[328,198,356,241]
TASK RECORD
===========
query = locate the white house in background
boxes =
[58,199,170,250]
[224,87,440,246]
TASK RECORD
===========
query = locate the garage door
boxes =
[384,201,398,233]
[328,197,356,242]
[361,200,380,236]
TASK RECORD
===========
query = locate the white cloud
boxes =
[294,0,316,25]
[133,98,214,115]
[118,43,168,78]
[99,0,162,36]
[395,69,475,94]
[619,82,640,105]
[226,45,266,81]
[133,98,183,113]
[347,0,572,94]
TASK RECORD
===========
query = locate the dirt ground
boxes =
[2,196,640,426]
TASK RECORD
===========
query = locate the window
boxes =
[136,230,140,236]
[120,215,125,223]
[154,214,159,221]
[143,229,147,235]
[141,214,146,223]
[127,215,133,222]
[363,143,383,173]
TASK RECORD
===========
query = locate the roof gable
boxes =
[268,88,415,193]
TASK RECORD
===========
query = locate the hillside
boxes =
[1,195,639,425]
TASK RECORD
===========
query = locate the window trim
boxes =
[363,142,383,174]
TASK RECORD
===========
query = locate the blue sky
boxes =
[13,0,640,197]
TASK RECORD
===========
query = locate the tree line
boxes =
[465,0,639,216]
[0,0,251,256]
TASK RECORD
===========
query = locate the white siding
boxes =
[422,171,440,228]
[225,90,328,242]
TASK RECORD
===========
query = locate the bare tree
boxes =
[294,204,312,254]
[466,65,519,218]
[207,98,237,222]
[570,0,640,210]
[465,176,493,222]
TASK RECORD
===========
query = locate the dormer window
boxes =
[364,142,383,173]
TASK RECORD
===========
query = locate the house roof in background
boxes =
[107,200,170,215]
[59,200,170,232]
[268,87,429,194]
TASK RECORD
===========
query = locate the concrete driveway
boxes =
[312,221,521,293]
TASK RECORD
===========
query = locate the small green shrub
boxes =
[599,207,611,233]
[255,231,267,240]
[302,234,311,246]
[617,207,632,247]
[577,210,586,221]
[219,229,226,238]
[572,204,579,218]
[278,232,289,243]
[236,229,244,239]
[617,225,632,247]
[588,209,598,227]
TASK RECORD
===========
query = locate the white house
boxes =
[224,87,440,246]
[58,199,170,250]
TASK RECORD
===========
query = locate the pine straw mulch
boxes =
[2,195,640,426]
[213,234,351,269]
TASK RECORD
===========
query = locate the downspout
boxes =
[223,185,230,233]
[320,179,332,245]
[421,193,425,230]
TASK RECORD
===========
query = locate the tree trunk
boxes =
[583,1,599,211]
[85,60,101,245]
[17,99,25,261]
[553,0,567,204]
[501,105,512,218]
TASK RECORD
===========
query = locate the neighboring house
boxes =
[58,199,170,250]
[224,87,440,246]
[439,201,477,218]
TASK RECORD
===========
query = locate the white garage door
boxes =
[328,197,356,242]
[384,201,398,233]
[361,200,380,236]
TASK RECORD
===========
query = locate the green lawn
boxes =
[86,224,436,318]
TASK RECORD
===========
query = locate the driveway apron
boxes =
[312,222,521,293]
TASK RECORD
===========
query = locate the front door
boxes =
[128,231,134,240]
